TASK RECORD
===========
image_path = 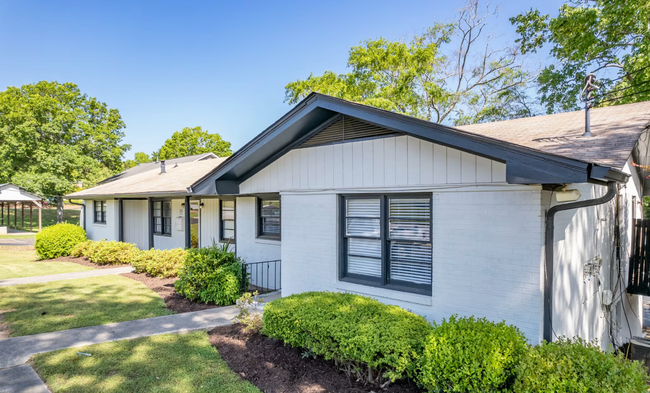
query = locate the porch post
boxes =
[30,203,33,232]
[118,198,123,242]
[184,196,191,249]
[148,197,154,250]
[38,201,42,232]
[14,202,17,229]
[21,202,24,230]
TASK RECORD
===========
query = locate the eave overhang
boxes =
[192,93,631,196]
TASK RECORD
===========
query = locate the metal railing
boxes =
[241,260,281,294]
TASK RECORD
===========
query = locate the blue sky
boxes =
[0,0,564,159]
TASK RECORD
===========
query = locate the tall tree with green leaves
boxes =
[285,0,536,125]
[0,81,130,221]
[511,0,650,113]
[124,152,152,170]
[154,126,232,160]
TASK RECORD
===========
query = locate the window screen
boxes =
[259,199,281,238]
[341,195,432,294]
[94,201,106,223]
[221,200,235,242]
[153,200,172,235]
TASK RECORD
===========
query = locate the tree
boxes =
[285,0,536,125]
[0,81,130,221]
[511,0,650,113]
[124,151,152,170]
[155,126,232,160]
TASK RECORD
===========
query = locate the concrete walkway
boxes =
[0,365,49,393]
[0,238,35,247]
[0,305,237,369]
[0,266,134,287]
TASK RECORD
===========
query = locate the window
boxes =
[258,198,280,239]
[340,195,432,295]
[153,200,172,235]
[94,201,106,223]
[220,200,235,243]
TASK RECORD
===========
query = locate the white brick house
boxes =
[69,94,650,350]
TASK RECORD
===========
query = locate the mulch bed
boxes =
[44,256,130,269]
[120,272,220,314]
[208,324,422,393]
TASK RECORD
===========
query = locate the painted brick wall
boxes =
[281,188,544,343]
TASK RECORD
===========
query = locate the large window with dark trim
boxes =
[153,200,172,235]
[220,200,235,243]
[340,194,432,295]
[94,201,106,224]
[258,198,280,239]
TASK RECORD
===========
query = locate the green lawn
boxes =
[0,234,37,239]
[0,246,93,279]
[1,207,80,233]
[0,275,173,336]
[32,332,260,393]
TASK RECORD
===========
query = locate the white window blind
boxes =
[388,198,431,285]
[346,198,382,278]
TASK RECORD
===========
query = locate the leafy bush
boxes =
[174,244,244,305]
[234,291,264,333]
[35,223,87,259]
[71,240,139,265]
[132,248,187,278]
[417,315,528,393]
[513,337,648,393]
[262,291,433,386]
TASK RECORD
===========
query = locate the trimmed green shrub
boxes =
[174,244,243,305]
[417,315,528,393]
[262,291,433,385]
[35,223,87,259]
[513,337,648,393]
[71,240,139,265]
[132,248,187,278]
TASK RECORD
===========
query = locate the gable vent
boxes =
[299,116,401,148]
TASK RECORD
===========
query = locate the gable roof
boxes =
[67,156,227,198]
[193,94,638,195]
[456,101,650,169]
[0,183,42,202]
[97,152,218,185]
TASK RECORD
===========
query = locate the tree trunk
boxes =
[57,196,64,224]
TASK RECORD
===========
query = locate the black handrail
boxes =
[241,260,281,294]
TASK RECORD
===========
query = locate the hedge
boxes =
[513,337,648,393]
[174,244,244,305]
[417,315,529,392]
[35,223,87,259]
[262,291,433,385]
[71,240,139,265]
[132,248,187,278]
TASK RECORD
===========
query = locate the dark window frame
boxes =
[339,193,433,296]
[257,197,281,240]
[93,200,106,224]
[220,199,236,244]
[152,199,172,236]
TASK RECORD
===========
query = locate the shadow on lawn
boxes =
[0,277,171,337]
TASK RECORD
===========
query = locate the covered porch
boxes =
[0,184,43,234]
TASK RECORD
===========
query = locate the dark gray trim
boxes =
[184,196,191,249]
[151,199,172,237]
[118,199,123,242]
[215,180,239,195]
[543,181,617,343]
[148,198,154,250]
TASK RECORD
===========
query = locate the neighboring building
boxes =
[67,94,650,350]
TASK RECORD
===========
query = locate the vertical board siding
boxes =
[200,199,220,247]
[123,200,148,249]
[239,135,508,193]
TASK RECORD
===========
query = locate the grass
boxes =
[0,234,37,239]
[0,275,173,336]
[1,207,80,233]
[0,246,93,279]
[32,332,260,393]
